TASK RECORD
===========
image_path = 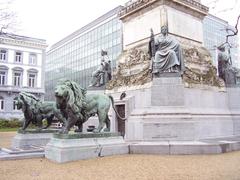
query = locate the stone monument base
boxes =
[45,132,129,163]
[129,135,240,155]
[108,77,240,141]
[12,129,59,148]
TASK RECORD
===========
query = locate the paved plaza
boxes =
[1,132,240,180]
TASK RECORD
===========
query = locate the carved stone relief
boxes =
[106,47,151,90]
[182,46,225,88]
[106,43,225,90]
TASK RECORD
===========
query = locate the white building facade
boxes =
[0,33,47,119]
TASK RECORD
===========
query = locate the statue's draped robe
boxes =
[91,61,111,86]
[153,34,184,73]
[218,51,229,81]
[91,64,105,85]
[218,51,236,85]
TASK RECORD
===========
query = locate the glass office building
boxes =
[45,5,239,100]
[45,6,122,100]
[203,15,239,67]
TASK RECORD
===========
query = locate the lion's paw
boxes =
[103,128,110,132]
[59,128,69,134]
[74,129,82,133]
[93,129,100,133]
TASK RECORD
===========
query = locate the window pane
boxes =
[29,54,37,65]
[0,49,7,61]
[28,73,36,87]
[15,52,22,63]
[0,71,6,85]
[0,99,4,110]
[13,72,21,86]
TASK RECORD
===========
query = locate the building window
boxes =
[15,52,22,63]
[0,71,6,85]
[0,49,7,61]
[29,54,37,65]
[13,97,18,111]
[13,72,22,86]
[0,96,4,110]
[28,73,36,87]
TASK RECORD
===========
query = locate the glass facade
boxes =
[45,7,122,100]
[203,15,239,67]
[45,6,239,101]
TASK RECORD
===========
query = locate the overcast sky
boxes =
[10,0,240,47]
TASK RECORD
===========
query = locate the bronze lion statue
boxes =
[54,80,124,134]
[16,92,65,131]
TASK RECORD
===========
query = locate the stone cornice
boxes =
[0,85,45,94]
[119,0,209,20]
[0,36,48,50]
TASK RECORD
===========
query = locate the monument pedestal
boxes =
[45,132,129,163]
[151,76,184,106]
[108,76,240,141]
[12,129,59,148]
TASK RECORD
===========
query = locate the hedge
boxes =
[0,119,23,129]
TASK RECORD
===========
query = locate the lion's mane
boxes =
[57,80,87,109]
[19,92,40,121]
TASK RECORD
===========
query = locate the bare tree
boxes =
[0,0,17,34]
[217,15,240,66]
[225,15,240,45]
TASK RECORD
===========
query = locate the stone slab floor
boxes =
[1,132,240,180]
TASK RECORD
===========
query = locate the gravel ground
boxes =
[1,153,240,180]
[1,132,240,180]
[0,132,16,148]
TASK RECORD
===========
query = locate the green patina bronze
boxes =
[89,50,112,87]
[16,92,66,131]
[54,132,120,139]
[18,128,59,134]
[217,44,238,86]
[54,80,125,134]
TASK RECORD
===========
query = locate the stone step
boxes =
[129,136,240,155]
[1,145,44,154]
[0,151,44,160]
[0,145,45,160]
[2,136,240,162]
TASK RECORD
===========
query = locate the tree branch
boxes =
[218,14,240,48]
[0,0,18,34]
[226,14,239,43]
